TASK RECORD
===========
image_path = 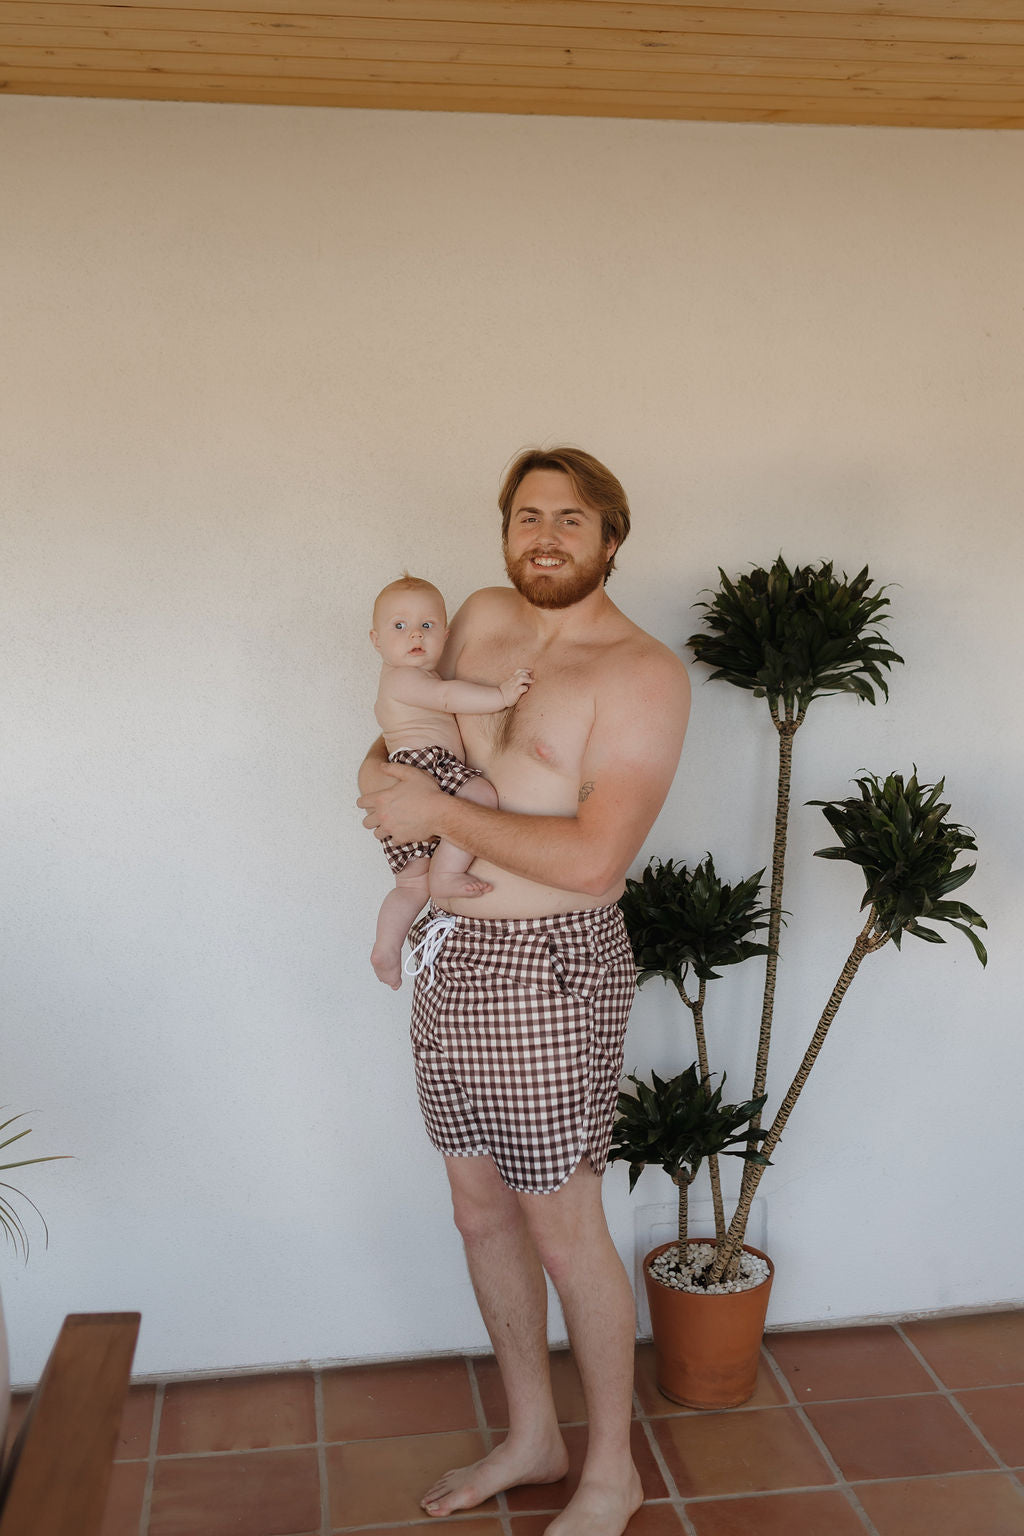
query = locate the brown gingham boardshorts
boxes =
[380,745,484,875]
[408,902,637,1194]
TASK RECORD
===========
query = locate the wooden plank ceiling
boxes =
[2,0,1024,128]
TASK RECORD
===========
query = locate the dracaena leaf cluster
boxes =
[688,557,904,717]
[609,1065,769,1194]
[619,855,772,985]
[812,771,988,964]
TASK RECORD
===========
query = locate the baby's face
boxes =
[371,590,448,669]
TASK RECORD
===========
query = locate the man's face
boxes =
[370,588,448,669]
[503,470,616,610]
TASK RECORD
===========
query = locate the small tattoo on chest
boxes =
[578,781,595,803]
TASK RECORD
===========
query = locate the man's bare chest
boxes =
[456,636,597,779]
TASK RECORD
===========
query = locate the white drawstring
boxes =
[404,911,458,989]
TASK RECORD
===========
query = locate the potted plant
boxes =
[612,559,987,1408]
[609,1057,772,1407]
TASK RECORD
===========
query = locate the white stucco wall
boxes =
[2,95,1021,1383]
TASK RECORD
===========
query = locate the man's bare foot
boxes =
[421,1434,569,1518]
[544,1467,644,1536]
[429,871,493,900]
[370,945,402,989]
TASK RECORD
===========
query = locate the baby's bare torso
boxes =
[374,675,465,760]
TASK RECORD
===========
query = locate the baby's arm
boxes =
[385,668,532,715]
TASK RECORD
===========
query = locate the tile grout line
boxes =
[636,1348,883,1527]
[465,1355,512,1534]
[759,1343,883,1536]
[631,1384,698,1536]
[893,1321,1017,1475]
[314,1369,331,1536]
[137,1381,164,1536]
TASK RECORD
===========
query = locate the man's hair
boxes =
[372,573,445,626]
[498,447,631,582]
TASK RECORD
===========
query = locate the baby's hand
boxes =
[499,668,534,707]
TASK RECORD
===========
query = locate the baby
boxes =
[369,574,533,989]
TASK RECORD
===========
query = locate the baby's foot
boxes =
[370,944,402,989]
[430,872,493,900]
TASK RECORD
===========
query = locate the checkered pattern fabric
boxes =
[408,902,637,1193]
[380,745,484,875]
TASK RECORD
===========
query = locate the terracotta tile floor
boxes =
[12,1308,1024,1535]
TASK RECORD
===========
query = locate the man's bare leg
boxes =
[520,1164,642,1536]
[421,1155,569,1518]
[429,777,498,903]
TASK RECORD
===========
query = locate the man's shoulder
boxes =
[449,585,521,638]
[608,611,689,684]
[459,585,519,618]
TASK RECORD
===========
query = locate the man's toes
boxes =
[422,1492,456,1516]
[421,1473,456,1509]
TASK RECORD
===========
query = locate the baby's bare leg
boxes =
[429,777,499,902]
[372,856,430,989]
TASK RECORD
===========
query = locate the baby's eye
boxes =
[393,621,406,631]
[422,620,434,629]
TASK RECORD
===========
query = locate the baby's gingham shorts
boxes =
[407,902,637,1193]
[380,745,484,875]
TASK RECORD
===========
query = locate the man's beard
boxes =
[504,546,610,610]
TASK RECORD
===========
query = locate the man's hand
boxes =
[499,668,534,707]
[358,736,393,798]
[358,762,445,845]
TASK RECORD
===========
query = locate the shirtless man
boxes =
[358,447,690,1536]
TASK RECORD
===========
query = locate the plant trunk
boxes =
[711,910,882,1284]
[673,1171,690,1252]
[675,977,726,1242]
[738,707,802,1216]
[748,711,800,1116]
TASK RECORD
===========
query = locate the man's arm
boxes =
[360,648,690,896]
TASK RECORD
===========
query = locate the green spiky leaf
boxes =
[811,771,987,965]
[609,1066,771,1189]
[0,1112,68,1261]
[688,557,903,720]
[618,855,772,988]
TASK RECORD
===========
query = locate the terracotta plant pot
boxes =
[643,1238,774,1410]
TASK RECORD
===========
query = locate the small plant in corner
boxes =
[0,1111,67,1260]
